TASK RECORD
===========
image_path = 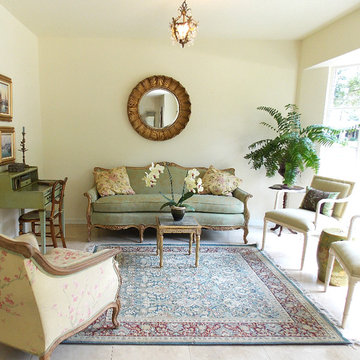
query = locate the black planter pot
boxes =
[170,206,186,221]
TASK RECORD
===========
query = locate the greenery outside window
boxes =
[326,65,360,150]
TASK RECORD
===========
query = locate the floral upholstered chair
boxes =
[0,233,121,360]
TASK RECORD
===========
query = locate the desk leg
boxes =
[39,210,47,254]
[61,204,66,238]
[159,233,164,268]
[195,234,200,267]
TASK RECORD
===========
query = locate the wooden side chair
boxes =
[19,177,68,248]
[324,215,360,328]
[262,175,355,270]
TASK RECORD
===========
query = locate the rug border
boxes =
[64,243,350,346]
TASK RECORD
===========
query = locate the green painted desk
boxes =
[0,167,63,254]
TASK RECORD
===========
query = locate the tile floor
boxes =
[1,224,360,360]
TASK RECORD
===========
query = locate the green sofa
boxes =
[84,162,253,243]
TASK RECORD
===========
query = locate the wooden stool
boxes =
[317,228,348,286]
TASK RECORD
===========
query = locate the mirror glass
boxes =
[139,89,179,128]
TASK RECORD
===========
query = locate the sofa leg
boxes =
[243,227,249,244]
[139,225,145,243]
[87,224,92,242]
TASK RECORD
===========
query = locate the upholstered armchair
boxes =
[262,175,355,270]
[0,233,121,360]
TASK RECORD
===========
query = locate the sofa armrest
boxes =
[84,186,98,233]
[84,186,99,203]
[233,187,253,204]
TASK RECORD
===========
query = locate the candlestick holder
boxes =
[19,128,28,166]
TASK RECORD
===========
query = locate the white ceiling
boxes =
[1,0,360,40]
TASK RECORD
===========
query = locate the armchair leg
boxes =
[112,299,121,328]
[342,279,357,328]
[300,233,308,271]
[261,219,267,250]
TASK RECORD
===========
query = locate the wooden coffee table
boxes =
[156,215,202,268]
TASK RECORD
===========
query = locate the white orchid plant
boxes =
[143,162,204,211]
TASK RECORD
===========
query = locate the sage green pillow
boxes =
[300,187,339,216]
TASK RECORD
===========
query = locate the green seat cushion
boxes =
[265,208,340,232]
[331,241,360,276]
[93,194,244,214]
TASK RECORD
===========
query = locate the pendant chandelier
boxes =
[170,0,198,48]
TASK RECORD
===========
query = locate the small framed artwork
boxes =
[0,127,15,165]
[0,74,13,121]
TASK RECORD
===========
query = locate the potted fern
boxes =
[244,104,344,187]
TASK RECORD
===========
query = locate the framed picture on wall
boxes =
[0,127,15,165]
[0,74,13,121]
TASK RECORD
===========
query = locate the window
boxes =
[325,65,360,149]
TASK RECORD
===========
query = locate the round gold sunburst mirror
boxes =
[127,75,191,141]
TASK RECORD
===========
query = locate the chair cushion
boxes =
[300,187,339,216]
[94,166,135,197]
[265,208,340,232]
[201,165,242,196]
[93,194,244,214]
[331,241,360,276]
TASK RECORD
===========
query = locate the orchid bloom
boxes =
[184,169,202,193]
[143,172,156,187]
[196,178,204,193]
[149,162,165,178]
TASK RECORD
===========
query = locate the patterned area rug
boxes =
[66,244,349,345]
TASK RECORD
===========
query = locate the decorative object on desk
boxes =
[8,162,26,172]
[0,74,12,121]
[143,162,203,221]
[244,104,347,186]
[170,0,198,48]
[18,126,28,165]
[67,244,349,345]
[0,126,15,165]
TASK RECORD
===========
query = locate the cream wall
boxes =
[0,6,43,237]
[296,8,360,217]
[299,8,360,70]
[38,37,299,225]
